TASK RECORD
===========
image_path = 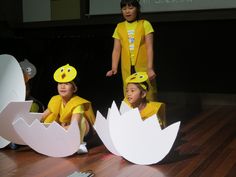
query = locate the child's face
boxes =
[121,4,138,22]
[57,82,76,100]
[126,83,144,106]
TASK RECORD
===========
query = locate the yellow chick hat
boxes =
[126,72,149,90]
[53,64,77,83]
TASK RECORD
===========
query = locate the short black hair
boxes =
[120,0,141,18]
[120,0,140,9]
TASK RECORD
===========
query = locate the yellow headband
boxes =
[125,72,148,90]
[53,64,77,83]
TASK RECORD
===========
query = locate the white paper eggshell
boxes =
[0,136,10,148]
[0,54,25,112]
[13,118,81,157]
[94,110,120,156]
[0,101,37,145]
[95,101,181,165]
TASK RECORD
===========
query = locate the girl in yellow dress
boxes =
[41,64,95,154]
[124,72,166,128]
[106,0,158,101]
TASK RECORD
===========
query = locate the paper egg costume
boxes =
[0,55,81,157]
[0,54,26,148]
[94,101,180,165]
[94,71,180,165]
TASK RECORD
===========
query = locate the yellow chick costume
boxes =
[114,20,157,101]
[43,64,95,140]
[44,95,95,125]
[125,72,166,128]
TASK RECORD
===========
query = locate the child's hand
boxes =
[106,70,117,77]
[147,69,157,81]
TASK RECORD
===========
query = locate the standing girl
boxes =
[106,0,158,101]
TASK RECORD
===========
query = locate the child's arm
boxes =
[145,33,156,81]
[40,108,51,122]
[66,104,84,129]
[71,113,82,125]
[106,38,121,76]
[60,113,82,130]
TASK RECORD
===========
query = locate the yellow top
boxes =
[124,98,166,128]
[60,103,84,115]
[113,20,157,101]
[113,20,154,66]
[44,95,95,125]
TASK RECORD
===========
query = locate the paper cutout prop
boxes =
[0,101,42,145]
[54,64,77,83]
[94,110,120,156]
[0,55,81,157]
[119,100,132,115]
[94,101,180,165]
[0,101,81,157]
[0,54,26,147]
[0,54,25,112]
[19,59,37,79]
[0,136,10,148]
[13,118,81,157]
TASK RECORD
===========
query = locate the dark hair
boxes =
[120,0,141,18]
[134,81,149,92]
[142,81,149,91]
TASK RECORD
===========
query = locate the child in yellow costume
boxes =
[124,72,166,128]
[41,64,95,154]
[106,0,157,101]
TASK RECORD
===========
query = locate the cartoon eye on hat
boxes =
[126,72,149,90]
[53,64,77,83]
[126,72,148,84]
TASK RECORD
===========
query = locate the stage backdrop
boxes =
[23,0,80,22]
[89,0,236,15]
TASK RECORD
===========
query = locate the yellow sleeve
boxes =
[72,104,84,114]
[143,20,154,35]
[112,25,120,39]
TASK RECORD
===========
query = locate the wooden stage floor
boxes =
[0,105,236,177]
